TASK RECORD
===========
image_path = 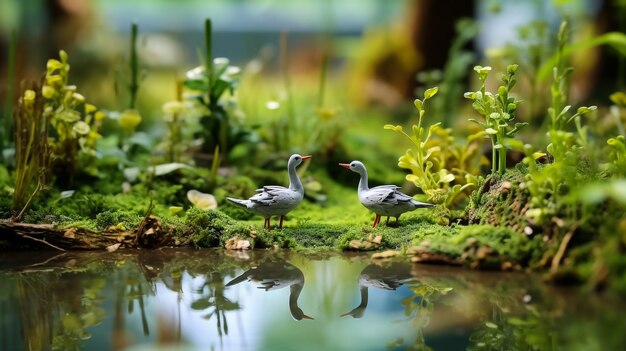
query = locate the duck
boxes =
[228,154,311,230]
[339,160,434,227]
[225,260,314,321]
[341,262,414,318]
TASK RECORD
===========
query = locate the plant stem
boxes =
[205,18,213,107]
[129,22,139,109]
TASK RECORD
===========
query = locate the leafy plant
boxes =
[183,18,258,163]
[42,50,104,181]
[385,87,480,207]
[464,64,526,175]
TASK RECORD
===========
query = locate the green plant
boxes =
[385,87,479,207]
[464,64,526,175]
[522,21,598,227]
[183,18,257,163]
[42,50,104,181]
[12,84,50,220]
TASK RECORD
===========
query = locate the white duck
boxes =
[228,154,311,230]
[339,160,434,227]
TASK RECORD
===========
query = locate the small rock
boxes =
[476,246,493,260]
[63,228,76,239]
[372,250,399,259]
[501,261,514,270]
[372,235,383,245]
[249,230,258,239]
[106,243,121,252]
[466,237,477,246]
[225,237,251,250]
[523,294,532,303]
[348,240,378,251]
[524,226,533,235]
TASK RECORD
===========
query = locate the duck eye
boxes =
[295,156,300,160]
[350,163,355,167]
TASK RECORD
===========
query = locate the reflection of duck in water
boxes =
[341,263,413,318]
[226,261,314,321]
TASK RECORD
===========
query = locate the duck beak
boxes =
[301,155,312,160]
[339,163,350,169]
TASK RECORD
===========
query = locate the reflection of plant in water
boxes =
[468,305,556,351]
[12,272,107,351]
[191,273,241,338]
[400,282,453,350]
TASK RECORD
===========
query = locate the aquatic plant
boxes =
[464,64,526,175]
[12,83,50,219]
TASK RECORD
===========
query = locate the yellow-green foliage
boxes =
[464,64,525,175]
[42,50,104,178]
[385,87,483,207]
[12,84,49,218]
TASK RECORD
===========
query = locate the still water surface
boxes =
[0,249,624,350]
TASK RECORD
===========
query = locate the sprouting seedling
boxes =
[546,20,597,160]
[464,64,526,175]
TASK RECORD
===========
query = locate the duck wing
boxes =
[250,185,295,207]
[363,185,413,206]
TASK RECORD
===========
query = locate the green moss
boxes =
[185,208,253,248]
[255,230,297,249]
[466,166,530,234]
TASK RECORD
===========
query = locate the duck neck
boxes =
[357,169,369,194]
[288,164,304,195]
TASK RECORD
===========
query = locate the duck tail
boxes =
[227,197,249,208]
[411,199,435,208]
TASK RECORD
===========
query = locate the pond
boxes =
[0,249,624,351]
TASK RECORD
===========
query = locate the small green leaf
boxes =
[414,99,423,112]
[424,87,439,100]
[485,322,498,329]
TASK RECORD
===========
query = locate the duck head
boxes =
[339,160,366,175]
[289,154,312,168]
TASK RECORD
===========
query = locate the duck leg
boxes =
[372,214,381,228]
[395,215,400,226]
[267,218,272,231]
[279,215,285,229]
[263,218,268,229]
[385,216,390,225]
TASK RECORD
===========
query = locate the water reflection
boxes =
[341,262,413,318]
[0,249,625,350]
[226,260,313,321]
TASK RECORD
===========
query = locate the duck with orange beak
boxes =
[228,154,311,230]
[339,160,434,227]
